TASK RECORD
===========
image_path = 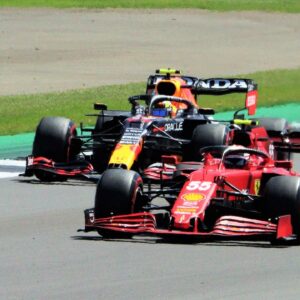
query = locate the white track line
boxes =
[0,159,26,167]
[0,159,26,179]
[0,172,21,179]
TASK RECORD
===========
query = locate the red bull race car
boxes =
[23,69,295,182]
[81,142,300,244]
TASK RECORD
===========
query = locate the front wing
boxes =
[23,156,94,178]
[82,209,293,242]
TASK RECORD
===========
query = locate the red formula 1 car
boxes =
[82,139,300,244]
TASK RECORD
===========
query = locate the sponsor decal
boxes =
[89,212,95,223]
[164,122,183,132]
[182,193,205,202]
[197,79,248,90]
[245,90,257,115]
[254,179,260,195]
[183,201,198,207]
[175,207,197,214]
[269,143,274,158]
[246,95,256,107]
[135,106,145,115]
[120,128,144,144]
[27,156,34,166]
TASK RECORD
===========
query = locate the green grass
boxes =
[0,68,299,135]
[1,0,299,13]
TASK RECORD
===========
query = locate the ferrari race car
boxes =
[82,144,300,244]
[23,69,295,181]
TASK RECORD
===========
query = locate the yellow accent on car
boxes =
[108,144,140,170]
[182,193,205,202]
[254,179,261,195]
[233,119,259,126]
[156,68,181,75]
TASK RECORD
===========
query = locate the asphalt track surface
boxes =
[1,157,300,300]
[1,8,300,300]
[0,157,300,299]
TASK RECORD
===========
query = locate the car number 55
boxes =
[186,181,212,191]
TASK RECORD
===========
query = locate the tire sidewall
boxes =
[94,169,143,218]
[264,175,300,234]
[33,116,76,162]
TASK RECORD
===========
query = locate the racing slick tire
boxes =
[252,117,290,160]
[32,117,77,181]
[189,124,228,161]
[94,169,143,238]
[264,176,300,235]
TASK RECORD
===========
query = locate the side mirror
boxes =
[198,108,215,115]
[94,103,107,110]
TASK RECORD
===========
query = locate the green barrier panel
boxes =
[0,103,299,159]
[0,132,34,159]
[216,103,300,122]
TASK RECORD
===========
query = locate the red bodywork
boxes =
[169,148,295,231]
[84,145,299,242]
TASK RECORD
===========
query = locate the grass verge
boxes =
[0,68,299,135]
[1,0,300,13]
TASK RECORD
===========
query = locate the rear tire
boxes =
[254,118,288,134]
[264,176,300,234]
[189,124,228,161]
[32,117,77,181]
[252,118,290,160]
[95,169,143,238]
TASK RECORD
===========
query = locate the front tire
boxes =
[32,116,77,181]
[94,169,143,238]
[264,176,300,235]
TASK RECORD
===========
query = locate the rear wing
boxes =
[193,78,258,115]
[146,69,198,92]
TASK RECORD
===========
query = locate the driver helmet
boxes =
[163,101,177,117]
[152,101,177,118]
